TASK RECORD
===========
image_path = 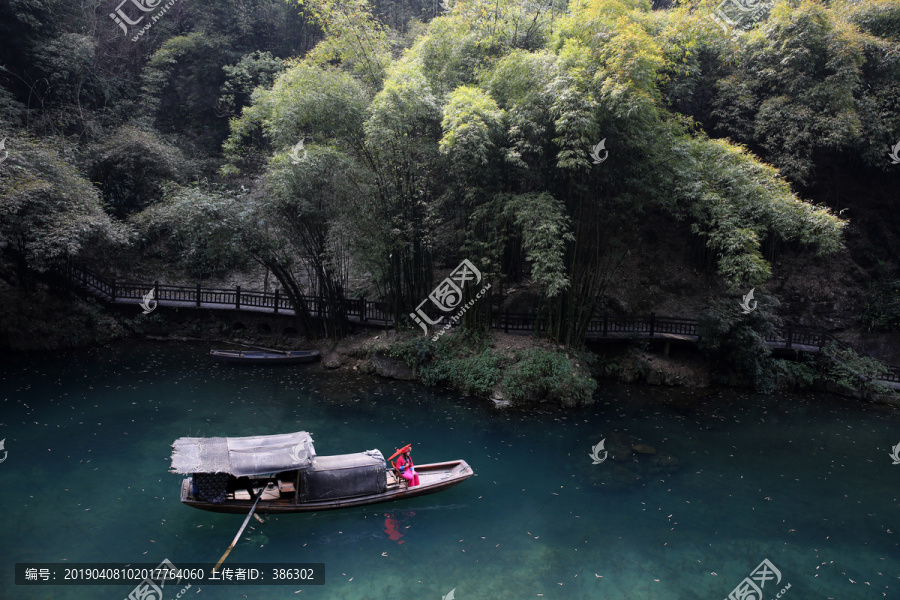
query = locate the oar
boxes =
[213,484,267,572]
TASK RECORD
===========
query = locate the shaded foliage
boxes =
[216,0,851,348]
[823,342,896,395]
[133,185,246,278]
[0,135,129,272]
[500,347,597,406]
[87,126,189,217]
[8,0,899,364]
[698,291,782,392]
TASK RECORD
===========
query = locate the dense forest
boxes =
[1,0,898,395]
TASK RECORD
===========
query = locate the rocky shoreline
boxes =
[2,287,897,407]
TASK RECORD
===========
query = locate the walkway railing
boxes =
[62,260,395,325]
[57,259,900,384]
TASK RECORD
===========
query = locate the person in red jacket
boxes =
[396,449,419,487]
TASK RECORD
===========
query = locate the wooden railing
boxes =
[56,259,900,384]
[60,260,395,325]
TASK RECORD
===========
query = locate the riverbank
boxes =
[1,281,896,406]
[138,325,898,408]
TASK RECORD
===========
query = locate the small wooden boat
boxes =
[170,432,473,514]
[209,349,320,364]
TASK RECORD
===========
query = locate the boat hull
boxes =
[209,350,320,364]
[180,460,473,513]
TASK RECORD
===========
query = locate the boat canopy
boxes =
[300,451,387,501]
[170,431,316,476]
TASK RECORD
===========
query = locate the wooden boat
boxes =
[170,432,473,514]
[209,349,320,364]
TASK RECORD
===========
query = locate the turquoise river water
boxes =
[0,341,898,600]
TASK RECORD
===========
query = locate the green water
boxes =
[1,341,898,600]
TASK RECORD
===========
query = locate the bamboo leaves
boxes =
[505,192,573,298]
[440,86,504,167]
[672,136,845,289]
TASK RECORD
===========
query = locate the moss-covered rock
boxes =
[371,352,416,380]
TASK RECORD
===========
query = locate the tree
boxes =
[135,180,341,338]
[218,0,850,347]
[222,61,370,174]
[133,185,247,279]
[0,135,129,280]
[216,51,287,118]
[363,53,444,323]
[86,126,189,218]
[297,0,392,90]
[665,134,846,288]
[260,145,371,338]
[711,0,866,186]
